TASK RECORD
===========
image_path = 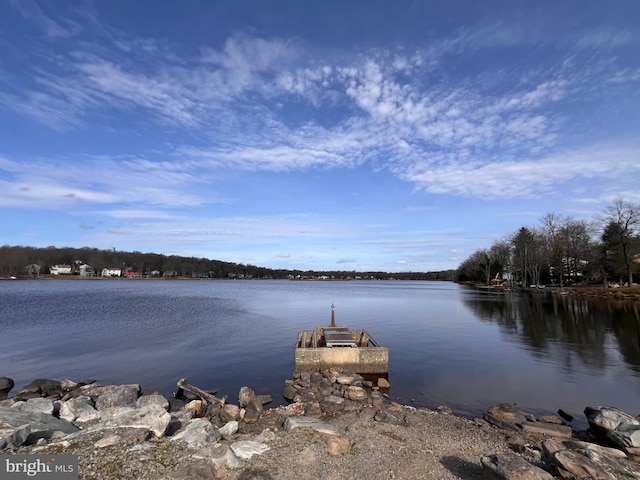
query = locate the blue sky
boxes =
[1,1,639,272]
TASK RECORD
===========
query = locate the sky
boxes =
[1,1,639,273]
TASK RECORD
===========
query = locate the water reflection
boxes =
[462,290,640,377]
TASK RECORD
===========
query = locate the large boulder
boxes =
[553,449,616,480]
[0,377,14,400]
[480,452,555,480]
[170,418,221,449]
[59,396,99,424]
[13,398,55,415]
[484,403,527,431]
[94,385,140,410]
[0,406,79,445]
[520,420,572,438]
[17,379,62,399]
[136,394,170,411]
[0,424,31,450]
[84,404,171,438]
[607,423,640,450]
[319,395,345,415]
[584,406,640,436]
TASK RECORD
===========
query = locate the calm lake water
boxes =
[1,279,639,426]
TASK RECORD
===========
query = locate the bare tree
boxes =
[599,198,640,287]
[540,213,566,287]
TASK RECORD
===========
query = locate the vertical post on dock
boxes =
[331,303,336,327]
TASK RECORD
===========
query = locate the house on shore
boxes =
[124,269,141,278]
[101,267,122,277]
[24,264,41,277]
[78,264,95,277]
[50,264,72,275]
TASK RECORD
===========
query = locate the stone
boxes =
[185,399,205,416]
[374,410,405,426]
[162,459,218,480]
[59,396,98,424]
[336,375,355,385]
[480,452,555,480]
[304,401,322,418]
[558,409,574,422]
[344,386,367,401]
[218,420,238,439]
[256,394,272,405]
[487,403,527,425]
[208,444,245,468]
[513,443,543,463]
[0,406,79,444]
[59,379,78,390]
[18,379,62,398]
[377,377,390,388]
[254,428,277,444]
[625,446,640,456]
[230,440,270,459]
[238,386,256,408]
[370,391,384,409]
[563,440,627,459]
[521,420,572,438]
[607,424,640,449]
[170,418,221,449]
[20,398,55,415]
[0,377,14,400]
[87,404,171,438]
[387,402,404,412]
[584,406,640,436]
[95,434,121,448]
[95,385,140,410]
[484,412,523,432]
[553,449,616,480]
[320,395,345,415]
[166,409,193,436]
[283,416,338,435]
[436,405,453,415]
[283,385,298,402]
[136,394,170,411]
[219,404,240,423]
[327,435,350,455]
[541,438,566,459]
[0,423,31,449]
[82,383,133,395]
[243,398,263,424]
[238,386,263,423]
[540,415,563,425]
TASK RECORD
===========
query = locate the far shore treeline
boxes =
[457,198,640,288]
[2,198,637,285]
[0,244,454,281]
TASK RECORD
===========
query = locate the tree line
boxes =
[456,198,640,287]
[0,244,454,281]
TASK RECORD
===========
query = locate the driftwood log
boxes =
[176,377,227,406]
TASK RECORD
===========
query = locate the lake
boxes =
[1,279,638,426]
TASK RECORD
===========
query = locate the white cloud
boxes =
[9,0,77,38]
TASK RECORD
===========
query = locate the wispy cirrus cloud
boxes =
[2,6,639,207]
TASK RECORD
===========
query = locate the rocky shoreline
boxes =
[1,373,640,479]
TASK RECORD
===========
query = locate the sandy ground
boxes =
[24,405,531,480]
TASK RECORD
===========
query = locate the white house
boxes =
[50,264,72,275]
[101,267,122,277]
[78,264,95,277]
